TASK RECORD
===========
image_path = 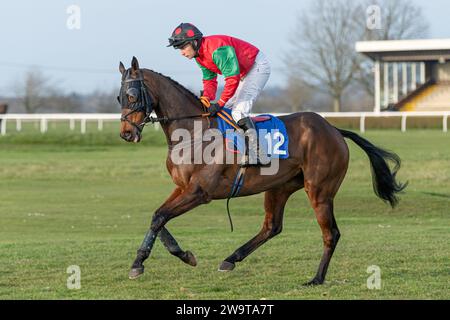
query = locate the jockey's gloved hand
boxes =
[200,96,211,108]
[208,103,221,116]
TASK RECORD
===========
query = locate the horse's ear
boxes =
[119,61,126,75]
[131,56,139,72]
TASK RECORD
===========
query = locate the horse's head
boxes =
[118,57,154,143]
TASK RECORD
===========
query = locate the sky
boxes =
[0,0,450,96]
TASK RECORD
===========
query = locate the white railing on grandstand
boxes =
[0,111,449,136]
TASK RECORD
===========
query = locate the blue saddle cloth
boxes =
[215,108,289,160]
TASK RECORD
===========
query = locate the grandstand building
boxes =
[356,39,450,112]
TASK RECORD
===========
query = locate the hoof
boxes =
[128,266,144,280]
[302,278,323,286]
[218,260,235,272]
[181,251,197,267]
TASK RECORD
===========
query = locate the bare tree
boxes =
[281,75,313,112]
[285,0,365,112]
[46,92,82,113]
[14,69,50,113]
[86,89,120,113]
[357,0,430,95]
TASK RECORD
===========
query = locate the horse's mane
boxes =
[146,69,203,107]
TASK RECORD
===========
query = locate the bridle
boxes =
[119,69,155,133]
[119,69,210,133]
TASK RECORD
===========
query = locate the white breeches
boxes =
[224,51,271,123]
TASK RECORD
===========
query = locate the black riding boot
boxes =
[237,117,269,167]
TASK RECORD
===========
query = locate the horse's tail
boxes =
[337,128,407,208]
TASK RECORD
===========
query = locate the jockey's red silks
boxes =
[195,35,259,107]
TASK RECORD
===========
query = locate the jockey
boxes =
[167,23,271,166]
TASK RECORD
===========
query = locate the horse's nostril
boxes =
[121,131,132,140]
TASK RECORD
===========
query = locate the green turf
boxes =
[0,123,449,299]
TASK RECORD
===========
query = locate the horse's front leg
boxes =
[129,185,208,279]
[159,227,197,266]
[153,188,197,266]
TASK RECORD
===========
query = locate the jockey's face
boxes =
[179,42,196,60]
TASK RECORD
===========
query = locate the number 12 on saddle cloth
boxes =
[215,108,289,159]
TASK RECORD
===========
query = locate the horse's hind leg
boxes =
[219,182,301,271]
[304,190,341,286]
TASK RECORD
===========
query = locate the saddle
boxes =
[251,115,271,123]
[215,108,289,159]
[216,109,271,131]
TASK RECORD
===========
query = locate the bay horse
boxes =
[119,57,406,285]
[0,103,7,127]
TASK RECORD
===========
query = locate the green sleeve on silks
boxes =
[212,46,240,77]
[196,60,217,80]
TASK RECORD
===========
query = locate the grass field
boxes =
[0,122,449,299]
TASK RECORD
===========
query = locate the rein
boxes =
[144,112,210,125]
[119,70,210,132]
[226,166,247,232]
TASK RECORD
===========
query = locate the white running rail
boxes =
[0,111,449,135]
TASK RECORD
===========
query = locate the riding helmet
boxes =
[167,23,203,49]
